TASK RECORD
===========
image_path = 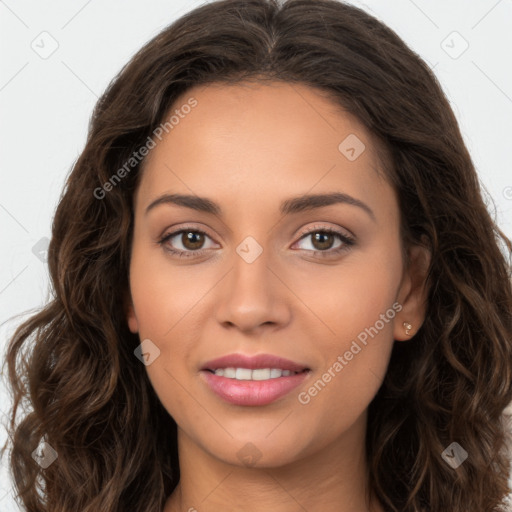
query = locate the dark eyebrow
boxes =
[145,192,375,221]
[280,192,375,221]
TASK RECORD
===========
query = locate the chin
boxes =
[197,430,311,469]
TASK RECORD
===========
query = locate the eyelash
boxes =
[157,224,355,259]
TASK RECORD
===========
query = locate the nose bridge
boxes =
[232,233,275,306]
[215,232,290,331]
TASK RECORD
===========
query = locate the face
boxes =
[127,81,428,468]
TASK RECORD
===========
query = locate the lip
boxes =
[199,353,311,406]
[200,353,310,372]
[200,369,310,406]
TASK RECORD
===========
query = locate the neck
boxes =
[164,412,384,512]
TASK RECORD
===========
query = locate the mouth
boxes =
[199,353,311,406]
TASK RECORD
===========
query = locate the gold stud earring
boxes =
[403,322,412,335]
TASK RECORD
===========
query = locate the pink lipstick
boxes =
[199,353,311,406]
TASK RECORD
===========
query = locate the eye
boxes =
[292,225,355,258]
[157,224,355,259]
[158,227,218,258]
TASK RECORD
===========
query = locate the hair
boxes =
[2,0,512,510]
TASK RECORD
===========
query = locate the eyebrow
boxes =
[145,192,375,221]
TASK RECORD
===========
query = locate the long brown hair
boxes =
[2,0,512,510]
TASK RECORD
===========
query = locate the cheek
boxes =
[291,242,401,420]
[290,238,402,344]
[128,243,208,339]
[294,301,397,451]
[128,245,209,416]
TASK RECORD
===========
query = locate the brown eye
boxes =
[310,231,336,251]
[293,227,355,259]
[158,227,218,258]
[181,231,206,250]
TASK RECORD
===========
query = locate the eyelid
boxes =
[295,222,355,241]
[159,222,353,243]
[158,224,219,248]
[159,222,216,240]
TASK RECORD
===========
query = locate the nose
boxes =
[214,244,292,335]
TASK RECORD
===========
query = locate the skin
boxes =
[126,81,430,512]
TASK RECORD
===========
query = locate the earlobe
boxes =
[402,322,413,336]
[394,242,431,342]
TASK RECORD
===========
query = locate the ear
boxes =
[394,241,431,341]
[124,293,139,334]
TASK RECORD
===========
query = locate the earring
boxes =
[403,322,412,335]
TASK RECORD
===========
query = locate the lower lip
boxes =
[200,370,310,406]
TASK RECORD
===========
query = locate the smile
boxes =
[200,368,311,406]
[199,352,312,406]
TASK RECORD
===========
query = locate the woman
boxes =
[2,0,512,510]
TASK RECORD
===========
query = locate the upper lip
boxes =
[200,353,310,372]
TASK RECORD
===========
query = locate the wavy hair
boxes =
[2,0,512,510]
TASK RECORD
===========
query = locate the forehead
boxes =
[135,81,395,221]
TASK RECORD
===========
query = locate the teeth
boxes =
[212,367,300,380]
[223,367,236,378]
[235,368,252,380]
[251,368,270,380]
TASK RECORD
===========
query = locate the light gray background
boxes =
[1,0,511,510]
